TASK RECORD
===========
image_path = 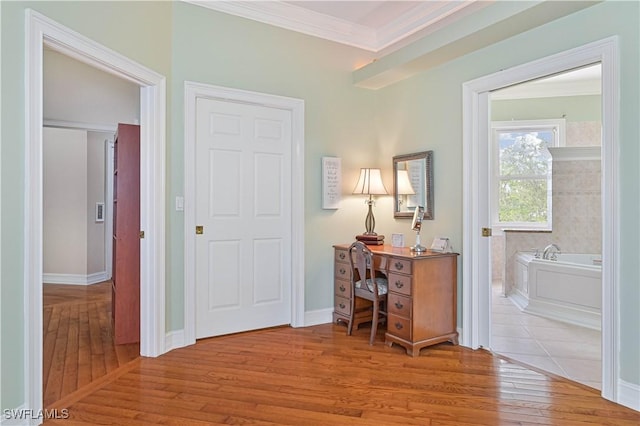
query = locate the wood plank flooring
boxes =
[45,324,639,425]
[43,281,139,407]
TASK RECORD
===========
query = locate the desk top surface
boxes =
[333,243,458,260]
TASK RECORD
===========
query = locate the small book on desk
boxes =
[356,234,385,245]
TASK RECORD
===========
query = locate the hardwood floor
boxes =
[44,323,638,425]
[43,281,139,407]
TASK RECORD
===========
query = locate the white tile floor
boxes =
[491,283,602,390]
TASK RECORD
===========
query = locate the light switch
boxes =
[175,196,184,211]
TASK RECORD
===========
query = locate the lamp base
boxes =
[356,234,385,245]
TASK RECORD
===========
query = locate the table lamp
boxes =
[352,168,387,244]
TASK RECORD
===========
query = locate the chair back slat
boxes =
[350,242,374,289]
[346,241,388,345]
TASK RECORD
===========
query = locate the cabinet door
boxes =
[112,123,140,345]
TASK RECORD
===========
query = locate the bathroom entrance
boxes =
[462,37,619,402]
[488,64,603,389]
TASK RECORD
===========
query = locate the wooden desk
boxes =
[333,244,459,356]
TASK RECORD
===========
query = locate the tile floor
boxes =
[491,283,602,390]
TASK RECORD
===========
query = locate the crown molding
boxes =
[184,0,479,53]
[377,1,478,51]
[186,0,376,50]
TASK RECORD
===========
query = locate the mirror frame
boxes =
[393,151,434,219]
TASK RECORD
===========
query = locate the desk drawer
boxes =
[335,263,351,280]
[388,293,411,318]
[388,258,412,274]
[388,273,412,296]
[388,314,411,341]
[334,249,349,264]
[334,295,350,316]
[334,279,351,298]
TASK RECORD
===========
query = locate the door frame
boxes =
[25,9,167,413]
[183,81,305,345]
[462,37,619,401]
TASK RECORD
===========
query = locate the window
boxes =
[492,119,565,231]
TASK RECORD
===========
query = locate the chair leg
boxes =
[347,297,355,336]
[369,301,379,345]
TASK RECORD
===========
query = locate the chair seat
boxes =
[355,278,388,295]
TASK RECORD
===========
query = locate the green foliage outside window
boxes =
[499,179,548,222]
[498,132,552,224]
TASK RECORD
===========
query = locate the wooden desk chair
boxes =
[347,241,388,345]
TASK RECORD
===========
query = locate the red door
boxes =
[112,123,140,344]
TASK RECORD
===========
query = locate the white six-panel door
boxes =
[195,97,292,338]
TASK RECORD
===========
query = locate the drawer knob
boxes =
[395,281,404,289]
[394,262,404,271]
[339,268,346,275]
[395,301,404,309]
[339,303,346,309]
[395,322,403,330]
[339,285,346,292]
[339,252,346,260]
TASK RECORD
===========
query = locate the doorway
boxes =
[462,37,619,402]
[488,66,603,389]
[193,97,293,339]
[182,82,306,345]
[25,10,166,413]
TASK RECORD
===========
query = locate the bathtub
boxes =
[510,252,602,330]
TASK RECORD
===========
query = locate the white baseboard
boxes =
[618,379,640,412]
[165,329,189,353]
[164,309,334,355]
[303,308,333,327]
[43,271,108,285]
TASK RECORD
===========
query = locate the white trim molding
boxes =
[184,0,480,52]
[183,81,305,347]
[43,119,117,133]
[548,146,601,161]
[42,272,108,285]
[25,9,166,418]
[462,37,620,404]
[618,379,640,412]
[164,329,186,354]
[303,309,333,327]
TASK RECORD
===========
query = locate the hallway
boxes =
[43,281,139,407]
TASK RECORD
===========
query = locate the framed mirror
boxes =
[393,151,433,219]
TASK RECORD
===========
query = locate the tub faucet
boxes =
[542,244,561,260]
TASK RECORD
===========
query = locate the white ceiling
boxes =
[187,0,486,52]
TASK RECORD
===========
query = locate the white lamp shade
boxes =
[396,169,415,195]
[352,168,388,195]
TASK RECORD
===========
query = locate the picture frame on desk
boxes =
[391,233,405,247]
[430,237,450,252]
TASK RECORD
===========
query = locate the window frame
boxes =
[491,119,565,232]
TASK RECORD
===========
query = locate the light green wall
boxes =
[492,95,601,122]
[1,0,173,411]
[375,0,639,385]
[2,0,380,409]
[169,2,379,328]
[2,0,638,411]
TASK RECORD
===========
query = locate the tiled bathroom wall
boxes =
[502,121,602,292]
